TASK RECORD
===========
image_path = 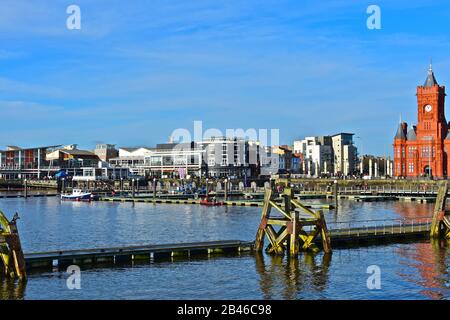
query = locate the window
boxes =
[421,146,434,158]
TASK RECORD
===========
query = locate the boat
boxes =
[61,189,93,201]
[200,197,224,206]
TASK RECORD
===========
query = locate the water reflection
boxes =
[391,201,434,219]
[255,253,331,299]
[397,240,449,300]
[0,197,448,299]
[0,279,26,300]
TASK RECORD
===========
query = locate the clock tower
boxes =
[393,63,450,178]
[416,64,446,141]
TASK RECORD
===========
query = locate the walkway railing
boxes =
[327,217,431,237]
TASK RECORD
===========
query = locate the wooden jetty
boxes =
[326,220,431,246]
[98,196,335,209]
[398,196,436,203]
[0,193,58,199]
[3,183,446,276]
[17,214,435,275]
[24,240,254,271]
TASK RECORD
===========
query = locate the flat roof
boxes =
[60,149,97,156]
[1,145,62,152]
[331,133,354,137]
[119,147,153,152]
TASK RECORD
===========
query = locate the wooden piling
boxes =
[430,181,450,239]
[255,185,332,256]
[333,181,338,210]
[224,180,228,201]
[0,211,26,280]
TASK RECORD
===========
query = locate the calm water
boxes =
[0,196,448,300]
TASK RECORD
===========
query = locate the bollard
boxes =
[224,179,228,201]
[333,180,338,210]
[23,179,27,199]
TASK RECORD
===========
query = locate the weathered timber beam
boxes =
[267,219,290,226]
[291,199,318,218]
[268,200,291,220]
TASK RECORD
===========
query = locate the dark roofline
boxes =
[4,145,62,151]
[394,122,407,140]
[331,133,355,137]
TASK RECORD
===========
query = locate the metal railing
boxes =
[327,216,432,237]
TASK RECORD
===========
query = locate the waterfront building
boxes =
[291,153,301,173]
[272,146,293,173]
[94,144,118,162]
[0,145,61,179]
[72,162,130,181]
[145,142,204,178]
[259,146,279,176]
[293,136,333,176]
[331,133,357,176]
[46,145,100,169]
[360,155,393,178]
[109,147,151,175]
[200,137,251,178]
[393,64,450,179]
[293,134,357,177]
[110,144,204,178]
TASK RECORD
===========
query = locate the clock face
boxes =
[425,104,432,112]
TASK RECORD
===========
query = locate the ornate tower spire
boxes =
[424,60,438,87]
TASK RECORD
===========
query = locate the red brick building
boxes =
[393,64,450,178]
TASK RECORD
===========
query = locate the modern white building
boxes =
[293,136,333,177]
[331,133,357,176]
[200,137,252,178]
[110,144,204,178]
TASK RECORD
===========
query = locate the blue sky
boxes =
[1,0,450,156]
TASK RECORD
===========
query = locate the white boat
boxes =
[61,189,93,201]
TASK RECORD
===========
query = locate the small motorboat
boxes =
[200,197,224,206]
[61,189,93,201]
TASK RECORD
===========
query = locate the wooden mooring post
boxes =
[430,181,450,239]
[0,211,26,280]
[255,187,331,255]
[333,180,338,210]
[23,179,28,199]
